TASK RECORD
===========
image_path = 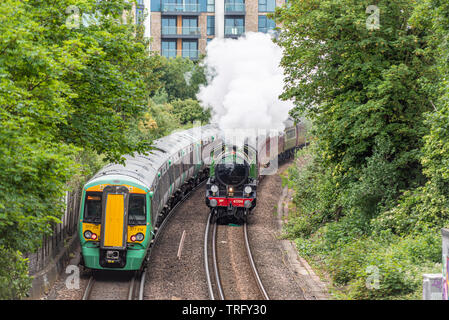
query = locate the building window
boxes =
[162,40,177,58]
[136,0,144,24]
[225,0,245,12]
[182,40,198,59]
[225,17,244,36]
[258,15,275,33]
[207,0,215,12]
[161,0,199,12]
[182,16,199,35]
[258,0,275,12]
[162,16,177,35]
[207,16,215,36]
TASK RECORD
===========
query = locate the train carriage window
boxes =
[286,129,296,140]
[177,159,183,177]
[83,192,102,223]
[162,170,169,192]
[152,183,161,221]
[181,151,187,173]
[128,194,146,225]
[168,161,175,185]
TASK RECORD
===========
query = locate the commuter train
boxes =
[79,125,220,271]
[205,118,307,224]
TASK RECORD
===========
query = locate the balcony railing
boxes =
[224,26,245,36]
[182,27,201,35]
[161,3,200,13]
[225,2,245,12]
[161,26,201,36]
[161,49,199,59]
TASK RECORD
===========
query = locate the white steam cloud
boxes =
[197,32,294,136]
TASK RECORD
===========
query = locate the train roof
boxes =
[86,124,220,189]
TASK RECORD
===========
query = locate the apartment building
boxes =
[141,0,285,59]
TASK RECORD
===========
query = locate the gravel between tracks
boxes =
[215,225,263,300]
[143,185,210,300]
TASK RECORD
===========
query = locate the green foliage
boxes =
[276,0,448,299]
[156,56,207,102]
[275,0,437,219]
[0,0,163,298]
[171,99,211,125]
[0,246,31,299]
[138,100,182,139]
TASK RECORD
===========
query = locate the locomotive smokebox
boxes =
[215,161,249,187]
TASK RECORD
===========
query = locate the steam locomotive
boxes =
[205,118,307,224]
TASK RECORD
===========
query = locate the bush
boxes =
[285,146,444,299]
[299,229,441,299]
[0,247,31,299]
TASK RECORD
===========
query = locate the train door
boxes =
[99,185,129,268]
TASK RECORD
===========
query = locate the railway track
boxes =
[82,269,146,300]
[204,212,270,300]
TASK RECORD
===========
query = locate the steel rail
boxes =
[243,222,270,300]
[82,275,95,300]
[212,222,225,300]
[204,214,225,300]
[204,212,215,300]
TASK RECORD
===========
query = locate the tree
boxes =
[156,56,207,102]
[171,98,211,125]
[0,0,163,298]
[274,0,437,218]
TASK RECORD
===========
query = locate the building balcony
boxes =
[161,26,201,37]
[224,2,245,13]
[161,3,200,14]
[224,26,245,37]
[161,49,199,60]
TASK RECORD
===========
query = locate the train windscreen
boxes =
[128,194,146,225]
[84,191,146,225]
[84,192,102,223]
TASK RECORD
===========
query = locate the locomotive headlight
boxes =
[209,199,218,207]
[211,184,219,193]
[244,186,252,194]
[131,233,145,242]
[135,233,144,241]
[244,200,252,208]
[84,230,92,239]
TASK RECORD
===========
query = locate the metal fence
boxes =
[26,189,82,275]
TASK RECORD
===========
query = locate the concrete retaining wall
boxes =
[27,234,80,299]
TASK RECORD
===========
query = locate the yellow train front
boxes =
[80,181,151,270]
[79,124,219,270]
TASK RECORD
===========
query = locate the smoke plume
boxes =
[197,32,294,137]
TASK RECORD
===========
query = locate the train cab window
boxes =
[128,194,146,225]
[84,192,102,223]
[286,129,296,139]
